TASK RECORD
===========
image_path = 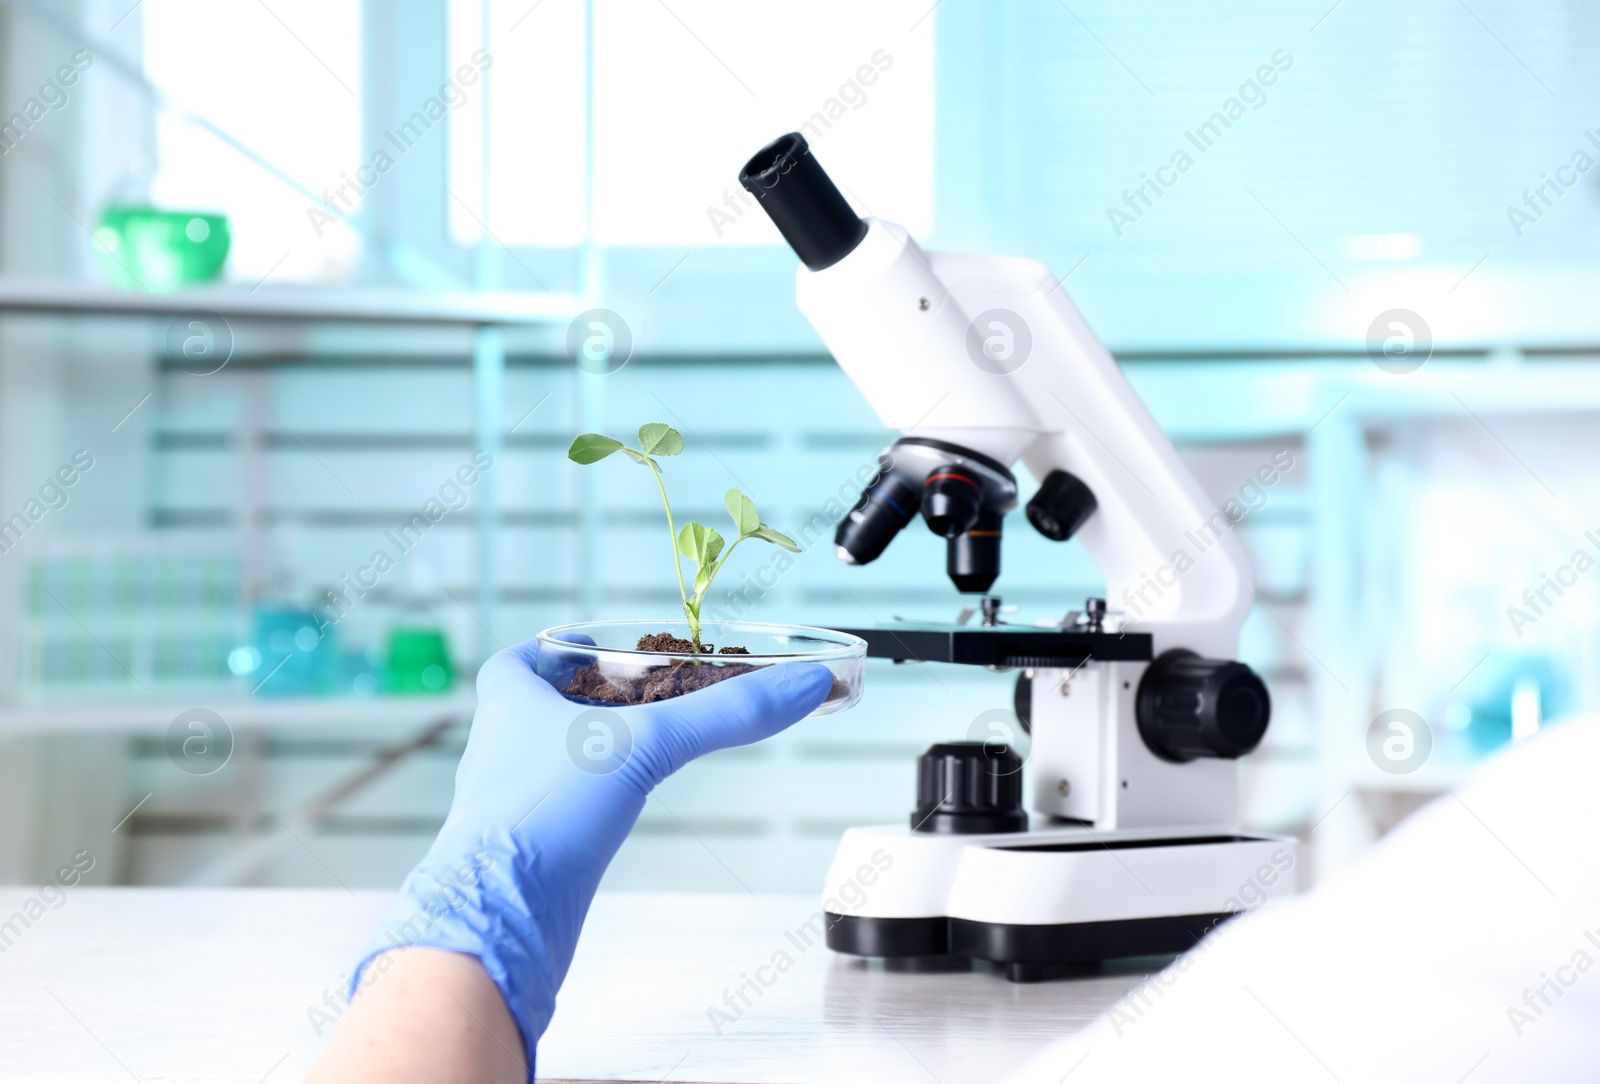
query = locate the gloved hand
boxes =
[348,640,831,1079]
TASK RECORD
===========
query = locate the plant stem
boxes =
[684,535,749,654]
[641,452,698,649]
[692,535,746,614]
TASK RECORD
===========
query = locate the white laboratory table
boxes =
[0,888,1146,1083]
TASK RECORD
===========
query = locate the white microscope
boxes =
[738,133,1298,981]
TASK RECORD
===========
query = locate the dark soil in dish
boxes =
[563,632,757,705]
[633,632,749,655]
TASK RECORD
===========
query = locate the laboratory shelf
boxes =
[0,278,580,326]
[0,690,476,735]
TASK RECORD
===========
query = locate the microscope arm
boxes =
[740,131,1273,817]
[796,216,1255,656]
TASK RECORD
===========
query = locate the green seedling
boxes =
[568,422,800,652]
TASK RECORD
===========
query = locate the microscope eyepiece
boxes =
[739,132,867,271]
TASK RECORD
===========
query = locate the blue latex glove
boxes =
[348,639,831,1079]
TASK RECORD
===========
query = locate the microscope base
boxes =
[825,911,1232,981]
[820,823,1298,981]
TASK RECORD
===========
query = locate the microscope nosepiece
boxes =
[832,438,1020,592]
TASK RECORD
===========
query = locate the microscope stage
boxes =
[835,625,1153,667]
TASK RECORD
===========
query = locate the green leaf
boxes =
[725,489,761,536]
[753,524,801,552]
[567,433,623,464]
[693,563,717,595]
[638,423,684,457]
[621,449,653,467]
[676,522,725,567]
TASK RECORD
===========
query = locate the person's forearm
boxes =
[306,651,829,1081]
[307,949,525,1084]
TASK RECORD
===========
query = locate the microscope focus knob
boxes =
[912,742,1028,834]
[1135,650,1271,763]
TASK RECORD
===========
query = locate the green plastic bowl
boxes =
[94,205,230,291]
[384,627,455,695]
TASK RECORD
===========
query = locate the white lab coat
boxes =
[1006,714,1600,1083]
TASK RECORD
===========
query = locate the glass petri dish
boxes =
[536,619,866,716]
